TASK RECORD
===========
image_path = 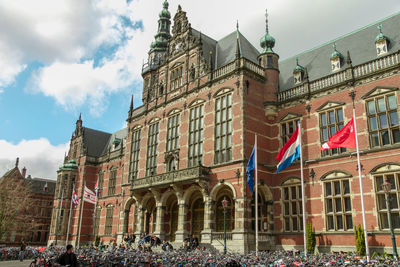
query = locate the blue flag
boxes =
[246,145,256,194]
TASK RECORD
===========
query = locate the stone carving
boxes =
[132,166,210,190]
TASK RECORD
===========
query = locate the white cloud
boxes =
[0,0,399,115]
[0,139,69,180]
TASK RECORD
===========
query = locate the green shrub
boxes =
[306,222,316,254]
[94,235,100,247]
[354,225,366,256]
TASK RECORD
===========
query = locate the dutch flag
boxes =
[276,126,301,173]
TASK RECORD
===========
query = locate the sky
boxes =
[0,0,399,179]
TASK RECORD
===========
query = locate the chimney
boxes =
[15,157,19,168]
[22,167,27,178]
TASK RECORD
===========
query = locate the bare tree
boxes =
[0,177,34,241]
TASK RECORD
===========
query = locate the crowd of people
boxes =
[1,237,400,266]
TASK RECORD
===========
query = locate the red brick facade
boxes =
[49,4,400,253]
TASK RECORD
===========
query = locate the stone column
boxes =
[174,198,188,242]
[232,197,247,253]
[153,202,165,240]
[135,205,144,236]
[201,196,213,242]
[117,209,125,243]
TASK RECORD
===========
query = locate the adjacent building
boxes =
[49,2,400,253]
[0,158,56,246]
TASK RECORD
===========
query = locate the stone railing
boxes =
[244,59,265,76]
[212,232,233,241]
[213,61,236,80]
[277,83,306,102]
[131,165,210,190]
[353,51,400,78]
[278,51,400,102]
[309,70,346,92]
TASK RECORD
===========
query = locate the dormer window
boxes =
[330,43,343,72]
[293,58,305,85]
[376,24,389,57]
[113,138,121,149]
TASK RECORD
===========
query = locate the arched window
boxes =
[215,195,234,232]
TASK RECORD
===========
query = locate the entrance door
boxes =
[170,202,179,242]
[191,198,204,242]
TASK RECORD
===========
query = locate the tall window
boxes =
[375,172,400,229]
[170,66,183,90]
[108,169,116,195]
[324,179,353,231]
[366,94,399,147]
[130,129,141,181]
[188,104,204,167]
[282,183,303,232]
[146,122,159,176]
[320,108,345,156]
[166,113,180,152]
[97,172,104,198]
[215,94,232,164]
[105,206,114,235]
[281,119,300,144]
[94,207,101,236]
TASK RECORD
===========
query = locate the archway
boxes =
[164,193,179,242]
[190,193,204,242]
[214,185,235,232]
[143,197,156,234]
[123,198,137,234]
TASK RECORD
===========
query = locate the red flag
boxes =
[321,118,356,150]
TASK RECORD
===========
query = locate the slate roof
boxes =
[101,127,128,155]
[28,177,56,195]
[279,11,400,91]
[191,28,260,69]
[82,127,111,157]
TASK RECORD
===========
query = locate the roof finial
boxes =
[15,157,19,168]
[78,113,82,121]
[296,57,299,65]
[265,9,269,34]
[333,42,337,50]
[236,20,239,31]
[377,24,382,33]
[129,95,134,115]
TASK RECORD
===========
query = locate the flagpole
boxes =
[55,188,64,246]
[255,134,259,257]
[77,182,85,248]
[66,183,75,244]
[92,178,99,245]
[350,91,370,262]
[298,121,307,258]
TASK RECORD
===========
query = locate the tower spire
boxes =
[260,8,275,53]
[129,95,134,117]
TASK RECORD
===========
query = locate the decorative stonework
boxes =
[131,166,210,190]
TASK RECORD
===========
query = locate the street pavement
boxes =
[0,260,32,267]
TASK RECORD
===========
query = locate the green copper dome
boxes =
[159,1,171,19]
[260,33,275,53]
[59,160,78,171]
[375,24,388,43]
[330,43,343,60]
[293,58,304,73]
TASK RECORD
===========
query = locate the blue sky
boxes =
[0,0,399,179]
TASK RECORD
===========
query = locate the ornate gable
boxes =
[316,101,345,112]
[361,86,398,99]
[279,113,302,122]
[320,170,352,180]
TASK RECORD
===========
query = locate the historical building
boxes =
[49,2,400,253]
[0,158,56,246]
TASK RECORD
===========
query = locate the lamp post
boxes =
[382,179,398,259]
[222,197,229,255]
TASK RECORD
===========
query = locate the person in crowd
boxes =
[19,241,26,262]
[56,244,78,267]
